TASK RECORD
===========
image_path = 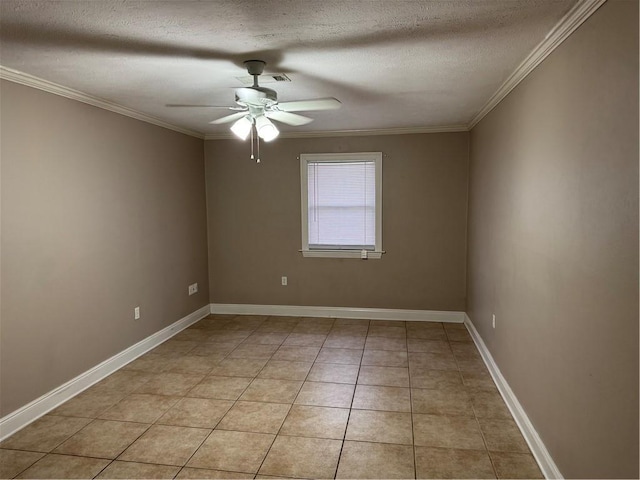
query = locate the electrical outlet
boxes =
[492,314,496,329]
[188,283,198,296]
[281,276,288,286]
[134,306,140,320]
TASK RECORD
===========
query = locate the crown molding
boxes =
[204,124,469,140]
[0,66,204,139]
[468,0,607,129]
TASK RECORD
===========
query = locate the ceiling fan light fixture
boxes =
[255,115,279,142]
[230,116,253,140]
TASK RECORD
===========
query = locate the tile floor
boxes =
[1,315,544,479]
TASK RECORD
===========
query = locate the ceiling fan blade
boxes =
[266,111,314,126]
[209,112,249,124]
[276,98,342,112]
[166,104,241,108]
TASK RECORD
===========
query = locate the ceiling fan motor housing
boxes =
[235,86,278,107]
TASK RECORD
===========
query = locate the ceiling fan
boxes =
[172,60,341,148]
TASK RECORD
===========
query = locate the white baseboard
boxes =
[210,303,464,323]
[0,304,210,441]
[464,314,563,479]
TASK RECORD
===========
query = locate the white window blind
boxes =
[307,160,376,250]
[300,152,383,259]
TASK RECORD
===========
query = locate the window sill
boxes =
[300,250,384,259]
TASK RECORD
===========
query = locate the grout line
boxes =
[332,319,369,480]
[238,321,324,478]
[407,325,418,480]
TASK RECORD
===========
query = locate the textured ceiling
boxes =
[0,0,576,135]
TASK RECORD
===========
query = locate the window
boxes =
[300,152,383,258]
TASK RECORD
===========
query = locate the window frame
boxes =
[300,152,383,259]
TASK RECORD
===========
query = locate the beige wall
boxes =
[466,1,639,478]
[205,133,469,311]
[0,81,209,415]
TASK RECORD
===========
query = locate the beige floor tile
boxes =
[0,449,45,479]
[346,410,413,445]
[176,467,254,479]
[478,418,530,453]
[207,331,251,344]
[334,318,370,326]
[336,441,414,479]
[188,375,252,400]
[316,347,363,365]
[471,390,512,419]
[53,419,148,459]
[122,353,177,373]
[367,326,406,338]
[323,335,366,349]
[446,328,473,343]
[364,336,407,351]
[221,324,260,333]
[243,332,290,345]
[0,415,91,452]
[352,385,411,412]
[259,435,342,479]
[51,389,126,418]
[99,394,181,423]
[357,366,409,387]
[411,388,474,416]
[413,413,485,450]
[409,352,458,371]
[298,317,336,326]
[119,424,210,466]
[450,342,482,359]
[295,382,355,408]
[361,349,408,367]
[91,370,154,394]
[457,356,489,372]
[134,372,205,396]
[406,327,447,341]
[408,339,452,354]
[157,397,234,428]
[164,355,221,375]
[228,343,280,359]
[255,475,307,480]
[410,368,463,389]
[279,405,349,440]
[307,363,359,384]
[173,329,211,342]
[96,461,180,479]
[415,446,496,479]
[370,320,406,327]
[190,342,237,356]
[217,401,291,434]
[461,370,497,390]
[444,323,466,330]
[330,325,369,336]
[15,453,109,479]
[255,322,297,333]
[228,314,267,324]
[240,379,303,403]
[210,358,268,377]
[152,340,198,355]
[283,333,327,347]
[490,451,544,479]
[187,430,274,474]
[292,322,333,334]
[272,346,321,362]
[258,360,313,381]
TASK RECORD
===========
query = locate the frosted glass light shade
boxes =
[230,116,252,140]
[255,115,279,142]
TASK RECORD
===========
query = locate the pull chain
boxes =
[250,124,254,161]
[256,133,260,163]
